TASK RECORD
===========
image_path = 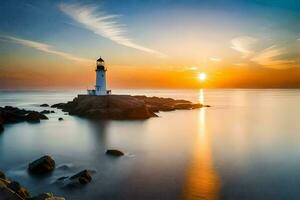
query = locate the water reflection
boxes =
[183,89,220,200]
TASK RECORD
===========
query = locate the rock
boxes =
[51,103,66,109]
[30,192,65,200]
[7,181,30,199]
[40,110,51,114]
[40,104,49,107]
[70,170,92,185]
[106,149,124,157]
[53,95,209,120]
[26,112,48,122]
[28,155,55,174]
[58,118,63,121]
[0,183,24,200]
[50,111,55,113]
[0,124,3,133]
[0,106,50,125]
[57,176,69,181]
[0,171,6,180]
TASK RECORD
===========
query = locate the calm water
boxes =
[1,89,300,200]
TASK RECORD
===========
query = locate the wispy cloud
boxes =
[209,57,222,62]
[231,36,257,58]
[1,35,92,63]
[59,3,166,57]
[231,36,294,69]
[251,45,294,68]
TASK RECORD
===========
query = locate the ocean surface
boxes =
[1,89,300,200]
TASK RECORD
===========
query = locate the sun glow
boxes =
[198,72,207,81]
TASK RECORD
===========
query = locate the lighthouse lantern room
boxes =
[87,57,111,96]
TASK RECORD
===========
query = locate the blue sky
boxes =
[0,0,300,88]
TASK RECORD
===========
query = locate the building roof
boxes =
[97,57,104,62]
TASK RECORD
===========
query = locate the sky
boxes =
[0,0,300,89]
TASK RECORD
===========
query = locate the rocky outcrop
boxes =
[40,110,54,115]
[30,193,65,200]
[52,95,208,120]
[106,149,124,157]
[39,104,49,107]
[0,106,48,126]
[0,170,64,200]
[28,156,55,174]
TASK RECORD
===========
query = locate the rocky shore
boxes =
[52,95,209,120]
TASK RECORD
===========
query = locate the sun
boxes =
[198,72,207,81]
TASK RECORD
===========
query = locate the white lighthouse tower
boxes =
[88,57,110,96]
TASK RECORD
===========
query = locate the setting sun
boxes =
[198,72,207,81]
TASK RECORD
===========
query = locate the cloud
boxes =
[1,35,92,63]
[231,36,257,58]
[209,57,222,62]
[234,63,248,66]
[251,45,294,68]
[59,3,166,57]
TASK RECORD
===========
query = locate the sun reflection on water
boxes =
[183,89,220,200]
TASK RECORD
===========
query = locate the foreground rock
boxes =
[0,106,48,126]
[52,95,208,120]
[28,156,55,174]
[0,170,64,200]
[30,193,65,200]
[106,149,124,157]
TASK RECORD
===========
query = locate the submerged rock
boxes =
[70,170,92,185]
[28,155,55,174]
[58,117,63,121]
[40,104,49,107]
[106,149,124,157]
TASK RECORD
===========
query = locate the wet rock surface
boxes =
[39,104,49,107]
[28,155,55,174]
[52,95,208,120]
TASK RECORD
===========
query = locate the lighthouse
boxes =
[87,57,111,96]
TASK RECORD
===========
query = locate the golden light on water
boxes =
[183,90,220,200]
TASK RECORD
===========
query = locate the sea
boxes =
[1,89,300,200]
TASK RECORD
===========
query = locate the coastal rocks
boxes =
[0,171,64,200]
[40,104,49,107]
[0,106,48,125]
[70,170,92,185]
[26,112,48,122]
[58,118,63,121]
[106,149,124,157]
[28,155,55,174]
[40,110,54,114]
[51,103,66,109]
[0,124,4,133]
[7,181,30,199]
[53,94,207,120]
[0,171,6,179]
[30,193,65,200]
